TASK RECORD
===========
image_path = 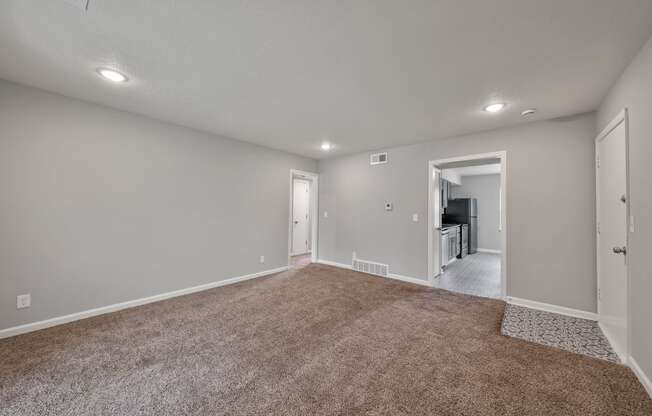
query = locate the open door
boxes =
[596,111,629,362]
[431,167,442,280]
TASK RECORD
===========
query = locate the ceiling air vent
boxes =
[370,152,388,166]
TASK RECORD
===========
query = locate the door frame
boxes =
[427,151,508,298]
[595,108,630,363]
[288,169,319,265]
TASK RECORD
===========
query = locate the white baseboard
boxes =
[506,296,598,321]
[317,259,432,287]
[477,248,501,254]
[316,259,352,269]
[629,356,652,399]
[0,266,289,340]
[598,322,628,364]
[388,273,432,287]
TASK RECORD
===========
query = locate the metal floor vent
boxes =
[352,258,389,277]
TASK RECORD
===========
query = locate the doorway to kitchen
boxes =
[427,152,507,299]
[288,169,319,268]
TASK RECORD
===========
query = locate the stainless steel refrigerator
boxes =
[443,198,477,254]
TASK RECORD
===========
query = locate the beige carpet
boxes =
[1,263,650,415]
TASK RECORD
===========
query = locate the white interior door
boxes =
[292,179,310,255]
[432,167,442,278]
[597,118,628,360]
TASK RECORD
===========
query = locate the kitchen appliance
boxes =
[443,198,477,254]
[459,224,469,258]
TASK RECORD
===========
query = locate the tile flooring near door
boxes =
[437,252,501,299]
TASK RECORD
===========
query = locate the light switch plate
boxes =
[259,255,265,263]
[17,294,31,309]
[412,214,419,222]
[324,211,328,218]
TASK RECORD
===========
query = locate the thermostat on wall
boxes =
[385,202,393,211]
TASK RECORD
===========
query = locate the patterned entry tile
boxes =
[501,304,619,363]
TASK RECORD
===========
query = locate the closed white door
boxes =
[292,179,310,255]
[597,118,628,360]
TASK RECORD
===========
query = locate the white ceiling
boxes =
[446,164,501,177]
[1,1,651,159]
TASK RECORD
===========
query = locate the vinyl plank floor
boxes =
[437,252,501,299]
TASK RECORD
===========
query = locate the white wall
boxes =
[0,80,316,331]
[318,113,597,312]
[451,174,501,251]
[597,33,652,390]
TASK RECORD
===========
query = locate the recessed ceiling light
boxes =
[484,103,506,113]
[521,108,536,116]
[97,68,128,83]
[321,142,332,151]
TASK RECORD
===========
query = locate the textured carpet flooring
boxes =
[1,263,650,415]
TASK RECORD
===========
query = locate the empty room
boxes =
[2,1,652,415]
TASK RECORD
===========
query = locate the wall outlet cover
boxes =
[259,256,265,263]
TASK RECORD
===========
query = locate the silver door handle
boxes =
[612,246,627,255]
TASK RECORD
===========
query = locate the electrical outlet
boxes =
[352,251,357,260]
[17,294,31,309]
[259,255,265,263]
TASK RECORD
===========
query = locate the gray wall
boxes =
[451,174,501,251]
[0,80,316,330]
[318,113,597,312]
[597,34,652,386]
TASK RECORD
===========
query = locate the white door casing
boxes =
[292,179,310,255]
[596,110,629,362]
[431,167,442,278]
[427,152,507,296]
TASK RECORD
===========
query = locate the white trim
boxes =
[506,296,598,321]
[317,259,433,287]
[0,266,289,340]
[428,151,507,299]
[629,356,652,399]
[289,169,319,265]
[599,322,628,364]
[477,248,501,254]
[427,166,442,283]
[595,109,631,361]
[316,259,351,269]
[388,273,433,287]
[596,109,627,142]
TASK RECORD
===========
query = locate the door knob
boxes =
[612,246,627,255]
[294,220,299,224]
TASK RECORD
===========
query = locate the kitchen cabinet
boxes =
[440,179,450,209]
[441,225,461,268]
